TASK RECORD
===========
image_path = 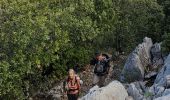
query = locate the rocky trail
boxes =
[33,37,170,100]
[45,54,127,100]
[32,53,127,100]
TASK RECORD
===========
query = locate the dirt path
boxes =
[32,55,127,100]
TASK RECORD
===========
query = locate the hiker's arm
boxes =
[77,78,81,91]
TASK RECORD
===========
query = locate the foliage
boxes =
[144,91,154,98]
[162,33,170,53]
[158,0,170,54]
[92,0,164,53]
[0,0,168,99]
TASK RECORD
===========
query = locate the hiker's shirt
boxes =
[67,76,80,94]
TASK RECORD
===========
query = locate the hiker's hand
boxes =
[64,91,67,95]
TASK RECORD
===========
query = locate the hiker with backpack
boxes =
[90,52,111,87]
[63,69,80,100]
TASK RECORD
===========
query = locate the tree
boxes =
[0,0,69,99]
[162,33,170,53]
[0,0,166,99]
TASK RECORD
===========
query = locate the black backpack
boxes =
[94,61,106,74]
[94,54,110,76]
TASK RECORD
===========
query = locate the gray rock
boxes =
[121,37,153,82]
[150,43,164,68]
[162,89,170,96]
[155,86,165,98]
[154,54,170,87]
[125,96,134,100]
[81,80,128,100]
[48,82,64,100]
[127,82,146,100]
[149,84,166,97]
[165,75,170,88]
[145,71,157,79]
[148,54,170,99]
[154,93,170,100]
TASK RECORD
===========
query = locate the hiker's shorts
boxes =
[93,74,107,87]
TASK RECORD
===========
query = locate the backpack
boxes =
[94,54,111,76]
[94,60,108,76]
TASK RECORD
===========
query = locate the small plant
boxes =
[144,91,153,98]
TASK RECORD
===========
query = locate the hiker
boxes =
[90,52,111,87]
[63,69,80,100]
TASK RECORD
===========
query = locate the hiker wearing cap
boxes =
[90,52,111,87]
[63,69,80,100]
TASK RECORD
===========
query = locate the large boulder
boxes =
[81,80,128,100]
[149,54,170,99]
[121,37,153,82]
[150,43,164,68]
[154,54,170,87]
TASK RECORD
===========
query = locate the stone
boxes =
[125,96,134,100]
[121,37,153,82]
[145,71,158,79]
[127,82,146,100]
[150,43,164,68]
[154,93,170,100]
[162,89,170,96]
[48,82,63,100]
[154,54,170,87]
[149,84,165,98]
[148,54,170,99]
[81,80,128,100]
[165,75,170,88]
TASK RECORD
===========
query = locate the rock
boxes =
[81,80,128,100]
[127,82,146,100]
[125,96,134,100]
[121,37,153,82]
[165,75,170,88]
[48,82,63,100]
[144,71,158,87]
[154,93,170,100]
[148,54,170,99]
[162,89,170,96]
[154,54,170,87]
[149,84,165,98]
[145,71,158,79]
[150,43,164,68]
[151,89,170,100]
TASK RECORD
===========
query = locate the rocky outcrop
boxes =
[149,54,170,99]
[121,37,153,82]
[154,54,170,87]
[40,37,167,100]
[81,81,128,100]
[150,43,164,68]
